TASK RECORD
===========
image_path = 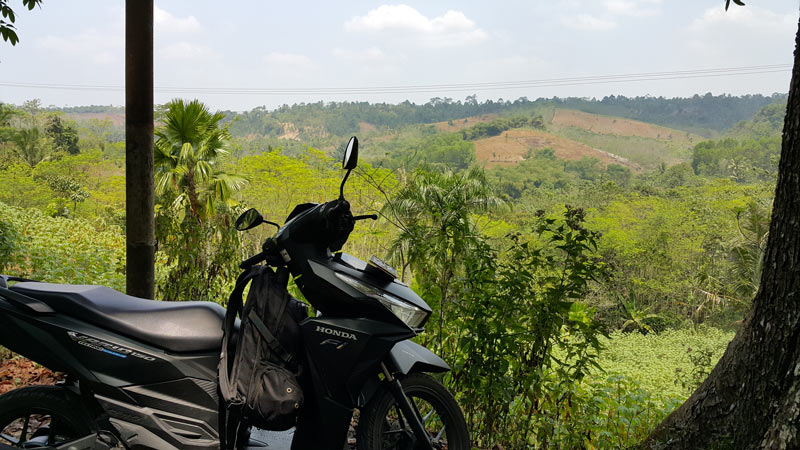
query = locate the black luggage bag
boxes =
[218,265,308,449]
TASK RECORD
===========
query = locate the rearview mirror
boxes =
[343,136,358,170]
[235,208,264,231]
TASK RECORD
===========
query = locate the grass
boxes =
[552,126,694,169]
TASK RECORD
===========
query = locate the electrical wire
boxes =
[0,64,791,96]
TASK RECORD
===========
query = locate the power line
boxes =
[0,64,791,96]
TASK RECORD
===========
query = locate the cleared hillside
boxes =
[474,129,639,170]
[552,109,703,143]
[548,109,701,169]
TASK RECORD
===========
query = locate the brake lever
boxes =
[353,214,378,221]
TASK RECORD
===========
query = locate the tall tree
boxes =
[643,7,800,449]
[45,115,79,155]
[125,0,154,299]
[154,99,246,303]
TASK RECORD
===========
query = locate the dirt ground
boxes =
[474,128,639,169]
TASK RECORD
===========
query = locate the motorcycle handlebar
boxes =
[240,252,267,269]
[240,201,374,270]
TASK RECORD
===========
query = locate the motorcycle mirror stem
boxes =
[340,136,359,199]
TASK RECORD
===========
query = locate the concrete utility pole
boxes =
[125,0,155,299]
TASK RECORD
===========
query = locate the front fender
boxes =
[389,339,450,375]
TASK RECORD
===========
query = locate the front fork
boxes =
[380,363,435,450]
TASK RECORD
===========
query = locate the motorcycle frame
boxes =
[0,282,449,450]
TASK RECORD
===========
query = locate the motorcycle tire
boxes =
[356,373,470,450]
[0,385,96,449]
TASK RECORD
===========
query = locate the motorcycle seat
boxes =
[9,282,227,353]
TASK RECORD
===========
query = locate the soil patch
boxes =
[474,129,639,170]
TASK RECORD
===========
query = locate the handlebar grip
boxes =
[240,252,267,269]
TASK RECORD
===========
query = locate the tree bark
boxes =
[643,16,800,450]
[125,1,154,299]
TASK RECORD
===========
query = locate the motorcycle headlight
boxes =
[334,272,428,328]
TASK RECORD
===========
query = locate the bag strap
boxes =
[247,310,293,365]
[218,266,261,403]
[218,266,262,450]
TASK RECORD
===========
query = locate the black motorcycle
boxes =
[0,136,469,450]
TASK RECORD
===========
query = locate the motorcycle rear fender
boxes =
[388,339,450,375]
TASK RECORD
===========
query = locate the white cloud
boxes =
[344,4,488,47]
[263,52,315,70]
[154,6,201,33]
[689,5,795,32]
[37,29,122,65]
[158,42,214,61]
[603,0,661,17]
[684,5,796,65]
[563,14,617,31]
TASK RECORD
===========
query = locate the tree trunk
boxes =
[125,1,155,300]
[643,17,800,450]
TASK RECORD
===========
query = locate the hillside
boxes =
[554,94,784,136]
[36,94,787,171]
[44,93,783,140]
[548,109,702,169]
[474,128,638,169]
[551,109,702,143]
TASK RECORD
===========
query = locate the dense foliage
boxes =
[459,114,544,140]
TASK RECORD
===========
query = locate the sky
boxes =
[0,0,798,111]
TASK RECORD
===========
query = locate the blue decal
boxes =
[101,348,128,359]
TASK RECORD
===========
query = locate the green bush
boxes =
[0,218,19,272]
[0,201,124,290]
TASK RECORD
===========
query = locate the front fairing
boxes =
[333,253,431,314]
[274,202,431,329]
[300,255,431,330]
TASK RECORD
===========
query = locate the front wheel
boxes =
[357,373,470,450]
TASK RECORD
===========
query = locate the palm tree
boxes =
[619,290,662,334]
[383,166,504,345]
[0,103,15,128]
[729,200,770,300]
[154,99,246,221]
[153,99,247,302]
[12,127,49,167]
[386,166,504,275]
